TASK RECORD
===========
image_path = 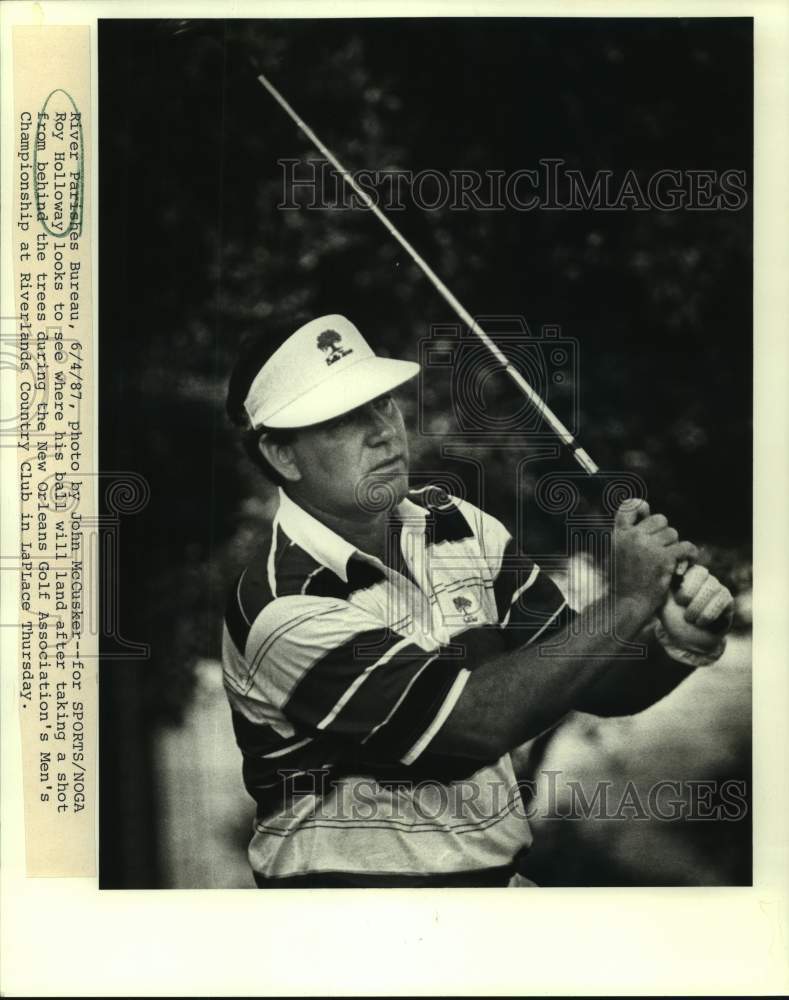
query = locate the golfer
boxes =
[223,314,732,888]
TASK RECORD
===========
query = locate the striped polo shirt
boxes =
[222,485,571,887]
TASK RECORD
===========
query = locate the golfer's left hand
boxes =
[656,565,734,665]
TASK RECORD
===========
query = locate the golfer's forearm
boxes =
[573,636,695,716]
[431,596,650,758]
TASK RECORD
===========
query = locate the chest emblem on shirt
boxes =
[452,594,478,623]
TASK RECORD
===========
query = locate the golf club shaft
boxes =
[256,70,599,476]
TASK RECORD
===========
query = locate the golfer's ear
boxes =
[259,435,301,483]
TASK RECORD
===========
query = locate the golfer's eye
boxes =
[373,394,394,414]
[324,412,354,432]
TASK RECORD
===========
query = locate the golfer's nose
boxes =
[365,403,396,444]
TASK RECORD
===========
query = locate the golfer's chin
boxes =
[387,469,410,504]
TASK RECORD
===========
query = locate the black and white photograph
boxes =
[97,16,754,893]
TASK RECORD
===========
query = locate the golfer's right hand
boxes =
[613,499,698,620]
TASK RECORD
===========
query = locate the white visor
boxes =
[243,314,420,429]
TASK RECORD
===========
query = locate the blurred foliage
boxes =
[99,18,751,723]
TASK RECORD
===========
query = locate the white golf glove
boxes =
[656,564,734,667]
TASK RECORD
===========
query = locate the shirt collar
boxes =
[276,487,427,583]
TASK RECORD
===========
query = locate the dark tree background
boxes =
[99,18,752,887]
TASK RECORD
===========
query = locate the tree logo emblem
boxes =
[316,329,353,366]
[452,594,478,623]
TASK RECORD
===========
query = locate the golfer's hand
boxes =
[657,565,734,664]
[613,499,698,623]
[671,564,734,629]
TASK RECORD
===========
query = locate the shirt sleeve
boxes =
[241,594,471,766]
